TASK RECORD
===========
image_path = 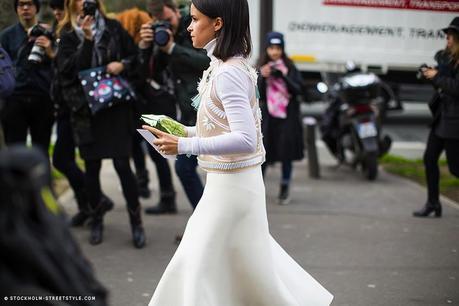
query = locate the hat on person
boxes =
[49,0,64,9]
[442,17,459,34]
[14,0,41,13]
[266,31,285,49]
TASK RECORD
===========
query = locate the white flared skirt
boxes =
[149,166,333,306]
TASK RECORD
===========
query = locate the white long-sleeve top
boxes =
[178,39,257,156]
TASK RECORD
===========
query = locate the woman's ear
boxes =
[214,17,223,33]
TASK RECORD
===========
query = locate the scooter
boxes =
[318,71,392,181]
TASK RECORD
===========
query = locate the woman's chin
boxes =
[192,40,203,49]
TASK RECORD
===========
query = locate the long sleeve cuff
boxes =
[178,137,195,155]
[185,126,196,137]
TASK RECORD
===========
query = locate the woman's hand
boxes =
[142,125,179,155]
[34,36,55,58]
[260,64,271,78]
[139,22,154,49]
[422,67,438,80]
[79,15,94,40]
[107,61,124,75]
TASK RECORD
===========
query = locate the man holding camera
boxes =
[139,0,210,214]
[0,0,54,157]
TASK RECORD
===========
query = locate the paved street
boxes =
[59,144,459,306]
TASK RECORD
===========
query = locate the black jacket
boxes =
[138,15,210,126]
[430,50,459,140]
[0,23,52,98]
[56,18,137,160]
[258,62,304,162]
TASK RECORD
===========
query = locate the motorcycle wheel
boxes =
[362,152,378,181]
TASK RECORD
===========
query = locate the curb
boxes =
[382,169,459,210]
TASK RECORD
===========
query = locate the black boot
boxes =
[278,183,290,205]
[132,225,146,249]
[100,194,115,213]
[88,196,113,245]
[413,202,442,218]
[128,207,146,249]
[70,191,91,227]
[136,169,151,199]
[89,218,103,245]
[70,211,91,227]
[145,191,177,215]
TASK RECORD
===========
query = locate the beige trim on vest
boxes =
[195,58,265,173]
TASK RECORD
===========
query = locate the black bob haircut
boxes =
[191,0,252,61]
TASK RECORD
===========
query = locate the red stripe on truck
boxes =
[323,0,459,12]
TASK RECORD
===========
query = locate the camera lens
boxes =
[155,29,170,46]
[28,45,45,64]
[151,21,172,47]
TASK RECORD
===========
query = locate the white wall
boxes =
[248,0,260,65]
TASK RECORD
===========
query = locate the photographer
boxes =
[258,32,304,205]
[139,0,210,214]
[50,0,112,227]
[0,0,54,157]
[56,0,145,248]
[413,17,459,218]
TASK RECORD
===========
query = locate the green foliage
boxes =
[103,0,148,13]
[381,154,459,201]
[102,0,190,14]
[0,0,17,31]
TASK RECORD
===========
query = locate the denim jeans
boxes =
[175,154,204,209]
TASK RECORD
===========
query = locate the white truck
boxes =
[251,0,457,73]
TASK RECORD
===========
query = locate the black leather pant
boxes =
[424,130,459,204]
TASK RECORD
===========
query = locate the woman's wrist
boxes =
[177,137,194,155]
[177,137,185,155]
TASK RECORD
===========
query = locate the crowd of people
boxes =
[0,0,458,304]
[0,0,457,252]
[0,0,306,251]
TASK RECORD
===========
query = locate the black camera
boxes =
[270,67,283,78]
[28,24,53,64]
[151,21,172,47]
[416,63,431,80]
[83,0,97,17]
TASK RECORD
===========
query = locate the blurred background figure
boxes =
[117,6,177,204]
[139,0,210,215]
[413,17,459,218]
[258,31,304,205]
[0,0,54,159]
[0,145,108,306]
[117,7,152,44]
[56,0,145,248]
[51,0,113,228]
[0,41,15,149]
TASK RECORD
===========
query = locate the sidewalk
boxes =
[59,148,459,306]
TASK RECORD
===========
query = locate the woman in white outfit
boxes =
[143,0,333,305]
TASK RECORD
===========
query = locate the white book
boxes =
[136,129,177,160]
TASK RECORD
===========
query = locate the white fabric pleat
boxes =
[149,166,333,306]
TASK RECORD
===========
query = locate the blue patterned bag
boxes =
[78,66,135,115]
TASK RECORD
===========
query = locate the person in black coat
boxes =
[139,0,210,214]
[413,17,459,218]
[258,32,304,205]
[0,0,54,158]
[50,0,100,228]
[56,0,145,248]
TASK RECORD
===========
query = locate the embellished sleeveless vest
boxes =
[194,58,265,173]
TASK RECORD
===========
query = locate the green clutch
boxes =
[141,114,187,137]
